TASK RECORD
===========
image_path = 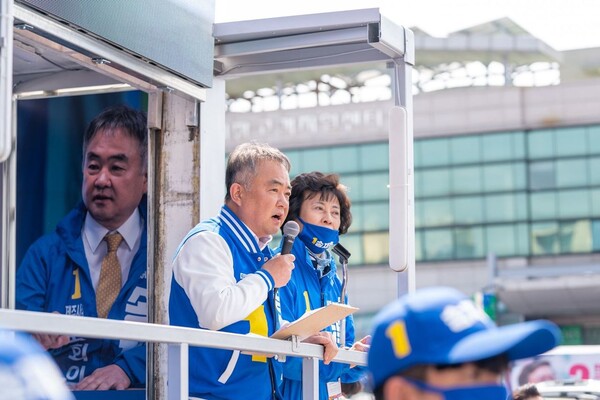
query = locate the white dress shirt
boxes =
[82,209,143,290]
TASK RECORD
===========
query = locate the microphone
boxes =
[280,220,300,255]
[274,221,300,329]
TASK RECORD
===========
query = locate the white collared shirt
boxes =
[243,222,273,251]
[82,209,143,290]
[256,233,273,251]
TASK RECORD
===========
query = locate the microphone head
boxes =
[282,220,300,238]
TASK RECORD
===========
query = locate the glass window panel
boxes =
[348,203,363,232]
[450,135,481,164]
[588,125,600,155]
[483,164,519,192]
[485,225,517,256]
[482,133,514,162]
[452,166,482,194]
[515,223,530,255]
[332,146,359,173]
[512,132,526,159]
[558,190,590,219]
[414,140,423,168]
[453,196,483,224]
[361,172,389,201]
[362,202,389,230]
[421,199,453,227]
[362,232,389,264]
[414,169,423,198]
[415,199,424,228]
[360,142,388,171]
[589,158,600,185]
[423,229,453,260]
[530,192,557,220]
[301,148,330,172]
[592,220,600,252]
[556,159,587,188]
[531,222,559,255]
[513,163,527,190]
[286,151,302,177]
[592,189,600,217]
[555,127,587,156]
[454,227,484,259]
[418,169,451,197]
[559,220,592,253]
[415,231,423,261]
[515,193,529,220]
[419,138,450,167]
[485,194,519,223]
[528,129,555,159]
[343,233,364,266]
[529,161,556,190]
[342,175,361,202]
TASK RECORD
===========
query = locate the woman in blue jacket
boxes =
[278,171,369,400]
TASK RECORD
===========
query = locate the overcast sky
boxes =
[215,0,600,51]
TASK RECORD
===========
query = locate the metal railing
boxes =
[0,309,367,400]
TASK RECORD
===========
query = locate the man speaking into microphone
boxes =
[170,143,336,400]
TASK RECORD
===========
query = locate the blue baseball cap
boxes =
[368,287,561,389]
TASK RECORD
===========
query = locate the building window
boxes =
[482,131,525,162]
[450,135,481,164]
[454,227,484,258]
[556,159,588,188]
[485,193,527,223]
[483,163,526,192]
[332,146,360,173]
[362,232,389,264]
[486,224,519,257]
[452,166,482,194]
[529,161,556,190]
[419,138,450,167]
[555,127,587,157]
[559,220,592,253]
[417,168,451,197]
[420,198,453,227]
[531,222,561,255]
[423,229,453,260]
[530,191,558,220]
[360,142,389,171]
[528,129,555,159]
[453,196,484,225]
[558,190,591,219]
[285,124,600,265]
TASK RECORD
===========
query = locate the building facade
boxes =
[225,25,600,342]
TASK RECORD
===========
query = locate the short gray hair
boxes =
[225,142,291,202]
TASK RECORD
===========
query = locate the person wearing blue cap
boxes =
[0,329,74,400]
[367,286,561,400]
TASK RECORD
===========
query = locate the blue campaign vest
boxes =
[169,205,281,400]
[277,239,365,400]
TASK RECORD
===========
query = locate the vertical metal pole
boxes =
[148,92,200,399]
[302,357,319,400]
[199,78,226,221]
[6,98,16,309]
[390,27,415,298]
[0,98,16,310]
[0,0,13,162]
[168,343,188,400]
[0,0,15,309]
[146,92,162,400]
[487,252,497,285]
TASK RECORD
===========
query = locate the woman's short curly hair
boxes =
[284,171,352,234]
